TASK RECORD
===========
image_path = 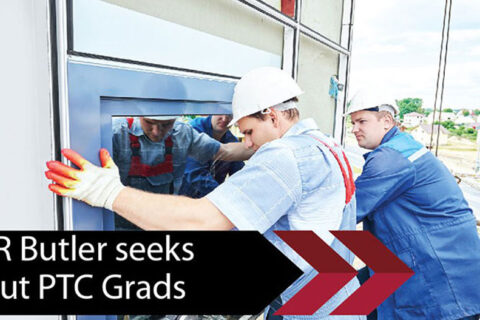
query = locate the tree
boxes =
[397,98,423,119]
[443,108,454,113]
[474,109,480,116]
[463,110,470,116]
[435,120,455,130]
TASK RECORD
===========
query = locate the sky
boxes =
[349,0,480,110]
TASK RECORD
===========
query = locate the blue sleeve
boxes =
[186,124,221,163]
[181,157,219,198]
[355,147,416,222]
[182,121,243,198]
[206,142,302,232]
[182,158,245,198]
[223,132,244,175]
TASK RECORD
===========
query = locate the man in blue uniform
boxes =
[46,67,363,319]
[347,99,480,320]
[179,114,244,198]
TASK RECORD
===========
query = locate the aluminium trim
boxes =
[292,0,301,79]
[237,0,297,28]
[66,0,73,50]
[299,23,350,55]
[335,0,355,142]
[56,0,74,232]
[47,0,64,231]
[282,26,295,75]
[68,51,240,81]
[237,0,350,55]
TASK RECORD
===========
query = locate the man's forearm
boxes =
[216,142,254,161]
[112,187,234,231]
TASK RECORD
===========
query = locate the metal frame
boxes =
[334,0,356,142]
[48,0,64,234]
[67,51,242,81]
[58,0,356,163]
[292,0,302,79]
[64,0,352,80]
[46,1,66,316]
[237,0,354,140]
[52,1,356,317]
[68,55,239,83]
[65,0,240,81]
[239,0,350,54]
[299,23,350,56]
[66,61,235,232]
[56,0,74,232]
[282,26,295,75]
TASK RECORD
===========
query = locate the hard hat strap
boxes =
[259,101,297,116]
[273,101,297,112]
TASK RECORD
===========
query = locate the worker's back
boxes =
[207,118,361,319]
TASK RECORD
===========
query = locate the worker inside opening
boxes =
[179,114,245,199]
[111,114,250,231]
[46,67,362,319]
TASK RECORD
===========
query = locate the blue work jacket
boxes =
[356,126,480,319]
[179,116,244,198]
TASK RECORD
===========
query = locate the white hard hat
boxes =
[229,67,304,126]
[345,91,399,117]
[144,115,178,121]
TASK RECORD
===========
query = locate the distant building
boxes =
[411,124,450,146]
[403,112,425,127]
[426,112,456,124]
[455,116,476,125]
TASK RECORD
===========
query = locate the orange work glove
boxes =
[45,149,125,210]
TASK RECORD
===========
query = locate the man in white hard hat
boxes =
[46,67,362,319]
[346,97,480,319]
[112,115,251,231]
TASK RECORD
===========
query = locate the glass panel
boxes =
[73,0,283,76]
[301,0,344,43]
[297,34,341,135]
[111,115,243,231]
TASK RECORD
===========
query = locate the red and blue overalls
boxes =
[112,117,221,230]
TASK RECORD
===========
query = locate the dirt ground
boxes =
[345,129,480,177]
[435,136,479,176]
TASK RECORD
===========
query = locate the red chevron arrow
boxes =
[273,231,358,315]
[330,231,414,315]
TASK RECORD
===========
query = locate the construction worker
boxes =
[46,67,363,319]
[346,95,480,320]
[179,114,244,198]
[112,115,251,230]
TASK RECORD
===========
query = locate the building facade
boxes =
[1,1,356,319]
[403,112,425,127]
[411,124,450,146]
